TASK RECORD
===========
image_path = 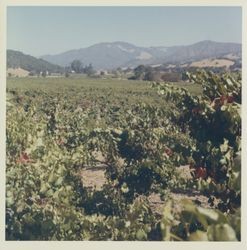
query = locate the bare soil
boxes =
[80,164,217,215]
[81,165,106,190]
[7,67,30,77]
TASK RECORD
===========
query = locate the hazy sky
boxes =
[7,6,242,57]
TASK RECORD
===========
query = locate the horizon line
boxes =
[7,39,242,58]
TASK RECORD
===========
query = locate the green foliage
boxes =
[154,71,241,241]
[6,72,241,241]
[70,60,95,75]
[71,60,82,73]
[160,199,240,241]
[131,65,160,81]
[153,71,241,182]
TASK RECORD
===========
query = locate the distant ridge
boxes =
[7,50,64,73]
[40,40,241,70]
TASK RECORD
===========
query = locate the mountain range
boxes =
[41,40,241,70]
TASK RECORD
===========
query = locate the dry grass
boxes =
[190,58,234,68]
[7,67,29,77]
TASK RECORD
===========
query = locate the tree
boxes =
[71,60,82,73]
[133,65,146,79]
[36,70,40,77]
[84,63,95,76]
[181,72,189,81]
[41,71,47,77]
[143,67,161,81]
[161,72,181,82]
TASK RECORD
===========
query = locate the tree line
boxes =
[65,60,95,77]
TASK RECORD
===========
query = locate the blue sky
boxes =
[7,6,242,57]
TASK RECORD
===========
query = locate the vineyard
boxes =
[6,72,241,241]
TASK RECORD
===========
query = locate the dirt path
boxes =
[80,164,216,215]
[81,165,106,190]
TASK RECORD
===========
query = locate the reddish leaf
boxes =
[195,167,207,179]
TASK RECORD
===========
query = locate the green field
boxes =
[6,74,241,241]
[7,76,202,98]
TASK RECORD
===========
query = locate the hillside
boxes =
[160,40,241,63]
[41,41,160,70]
[41,40,241,70]
[7,67,29,77]
[7,50,64,73]
[189,58,235,68]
